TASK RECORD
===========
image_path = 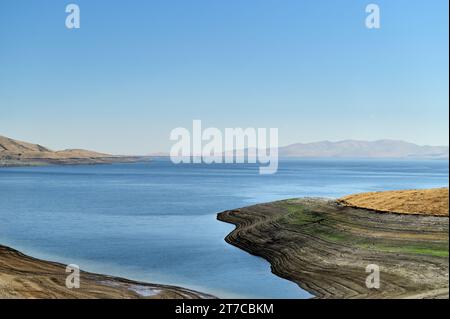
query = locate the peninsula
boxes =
[218,188,449,299]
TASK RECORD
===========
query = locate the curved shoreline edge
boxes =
[0,244,214,299]
[217,198,449,299]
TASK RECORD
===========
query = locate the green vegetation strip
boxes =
[277,201,449,258]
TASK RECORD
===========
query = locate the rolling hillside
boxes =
[0,135,141,166]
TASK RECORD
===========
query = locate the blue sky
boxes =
[0,0,448,154]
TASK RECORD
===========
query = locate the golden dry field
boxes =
[339,188,449,217]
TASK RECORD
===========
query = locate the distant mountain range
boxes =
[217,139,449,160]
[1,135,448,167]
[0,135,141,166]
[278,140,448,159]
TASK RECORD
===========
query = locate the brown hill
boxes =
[0,135,141,166]
[0,135,52,153]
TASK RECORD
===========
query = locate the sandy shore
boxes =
[218,198,449,299]
[0,244,214,299]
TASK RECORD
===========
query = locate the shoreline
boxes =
[0,156,148,168]
[217,198,449,299]
[0,244,214,299]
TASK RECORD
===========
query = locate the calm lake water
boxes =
[0,159,448,298]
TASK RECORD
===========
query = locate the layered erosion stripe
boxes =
[217,198,449,299]
[0,245,214,299]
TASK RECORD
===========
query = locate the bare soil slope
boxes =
[0,245,213,299]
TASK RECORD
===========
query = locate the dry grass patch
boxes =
[339,188,449,217]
